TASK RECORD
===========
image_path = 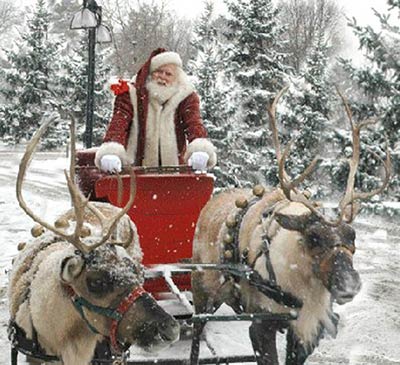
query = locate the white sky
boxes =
[167,0,388,23]
[16,0,389,25]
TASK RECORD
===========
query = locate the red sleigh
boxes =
[76,149,214,300]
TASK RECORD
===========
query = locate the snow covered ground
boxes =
[0,150,399,364]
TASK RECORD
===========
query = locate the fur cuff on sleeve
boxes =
[94,142,129,169]
[184,138,217,168]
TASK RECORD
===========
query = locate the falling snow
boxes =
[0,151,399,364]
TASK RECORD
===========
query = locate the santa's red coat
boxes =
[103,87,207,166]
[97,48,212,167]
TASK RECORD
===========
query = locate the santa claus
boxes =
[95,48,217,173]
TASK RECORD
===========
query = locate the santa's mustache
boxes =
[155,79,168,86]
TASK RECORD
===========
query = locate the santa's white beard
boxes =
[146,78,180,104]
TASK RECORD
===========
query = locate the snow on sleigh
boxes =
[72,149,301,365]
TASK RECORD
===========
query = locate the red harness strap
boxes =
[110,286,147,353]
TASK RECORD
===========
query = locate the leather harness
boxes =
[62,283,147,354]
[222,196,302,309]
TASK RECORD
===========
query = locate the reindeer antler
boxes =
[267,87,320,200]
[16,115,137,253]
[268,87,391,226]
[334,88,391,223]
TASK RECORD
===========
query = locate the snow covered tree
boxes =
[56,36,112,147]
[190,1,224,129]
[338,0,400,204]
[0,0,113,148]
[268,35,335,196]
[217,0,290,187]
[0,0,20,45]
[224,0,288,128]
[105,0,193,76]
[189,1,238,187]
[0,0,61,145]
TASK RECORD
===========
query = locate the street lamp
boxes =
[70,0,112,148]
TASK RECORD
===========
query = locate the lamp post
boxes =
[70,0,112,148]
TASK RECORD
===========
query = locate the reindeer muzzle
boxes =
[317,245,361,303]
[110,286,148,353]
[132,294,180,352]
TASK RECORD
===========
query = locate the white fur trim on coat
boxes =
[184,138,217,168]
[94,142,129,169]
[126,70,194,167]
[150,52,183,72]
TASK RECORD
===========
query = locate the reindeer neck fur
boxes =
[240,198,334,348]
[30,247,102,358]
[8,235,66,319]
[9,238,101,358]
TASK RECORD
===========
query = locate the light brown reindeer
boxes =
[8,118,180,365]
[191,88,390,365]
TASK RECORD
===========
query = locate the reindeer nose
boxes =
[136,317,179,350]
[159,317,180,343]
[333,270,362,304]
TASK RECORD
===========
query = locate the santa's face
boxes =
[151,64,177,86]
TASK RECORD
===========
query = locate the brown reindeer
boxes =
[191,88,390,365]
[8,118,180,365]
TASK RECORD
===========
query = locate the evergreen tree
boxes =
[189,1,237,187]
[57,36,112,147]
[190,1,225,130]
[224,0,288,128]
[270,35,334,196]
[219,0,290,186]
[0,0,61,145]
[339,0,399,202]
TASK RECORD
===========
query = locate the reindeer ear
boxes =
[274,213,311,232]
[60,255,85,283]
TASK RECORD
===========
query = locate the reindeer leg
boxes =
[249,320,279,365]
[11,348,17,365]
[190,271,208,365]
[190,321,206,365]
[285,328,309,365]
[190,271,223,365]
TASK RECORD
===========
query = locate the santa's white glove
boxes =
[188,151,209,172]
[100,155,122,173]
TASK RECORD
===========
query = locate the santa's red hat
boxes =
[150,51,183,72]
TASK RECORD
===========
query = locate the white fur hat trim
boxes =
[150,52,183,72]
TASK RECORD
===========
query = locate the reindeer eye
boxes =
[307,232,321,248]
[342,225,356,243]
